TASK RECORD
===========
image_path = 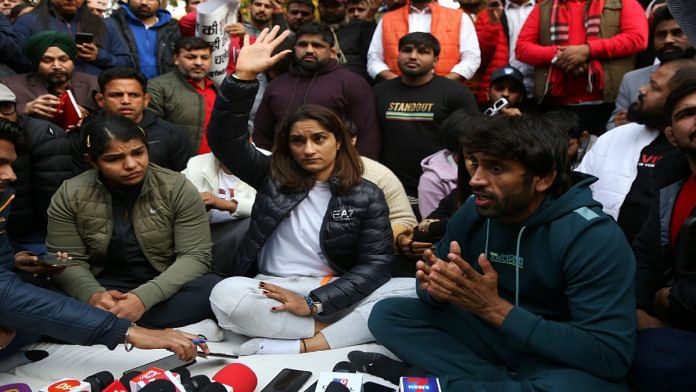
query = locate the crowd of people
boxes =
[0,0,695,389]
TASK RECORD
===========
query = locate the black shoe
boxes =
[347,351,410,384]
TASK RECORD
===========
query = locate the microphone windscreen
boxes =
[325,382,350,392]
[139,380,175,392]
[84,371,115,391]
[172,366,191,381]
[120,371,140,392]
[190,375,211,391]
[0,384,32,392]
[332,362,356,373]
[212,363,257,392]
[197,383,227,392]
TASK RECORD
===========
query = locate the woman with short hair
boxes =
[46,113,219,328]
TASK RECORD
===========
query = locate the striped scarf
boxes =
[549,0,604,44]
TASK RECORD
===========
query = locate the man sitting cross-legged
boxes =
[364,114,637,391]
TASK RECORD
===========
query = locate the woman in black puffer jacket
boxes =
[208,27,416,355]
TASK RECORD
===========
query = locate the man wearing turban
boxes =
[0,31,99,121]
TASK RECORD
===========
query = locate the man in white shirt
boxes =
[366,0,480,82]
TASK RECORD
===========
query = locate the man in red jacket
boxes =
[515,0,648,135]
[474,0,535,105]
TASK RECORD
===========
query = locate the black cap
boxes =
[490,66,525,93]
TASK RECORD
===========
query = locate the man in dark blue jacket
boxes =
[109,0,181,79]
[0,118,203,362]
[95,67,193,171]
[0,13,32,75]
[367,114,637,390]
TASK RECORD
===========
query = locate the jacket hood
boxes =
[117,3,173,27]
[420,150,457,181]
[518,171,601,229]
[288,59,340,76]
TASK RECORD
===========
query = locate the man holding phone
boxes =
[0,83,81,283]
[0,31,99,121]
[483,66,526,116]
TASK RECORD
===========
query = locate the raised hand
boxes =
[234,25,292,80]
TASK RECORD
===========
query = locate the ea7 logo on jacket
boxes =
[332,207,354,221]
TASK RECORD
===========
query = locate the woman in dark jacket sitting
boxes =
[208,27,416,355]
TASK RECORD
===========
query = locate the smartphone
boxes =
[75,32,94,45]
[37,253,80,268]
[124,353,196,375]
[483,97,509,116]
[260,368,312,392]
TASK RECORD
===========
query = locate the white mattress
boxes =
[0,330,398,391]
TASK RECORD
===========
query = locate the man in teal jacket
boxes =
[367,114,636,390]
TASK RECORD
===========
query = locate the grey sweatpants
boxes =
[210,276,416,349]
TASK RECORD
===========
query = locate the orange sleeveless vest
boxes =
[382,2,462,76]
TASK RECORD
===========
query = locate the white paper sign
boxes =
[196,0,240,84]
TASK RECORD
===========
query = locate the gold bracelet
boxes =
[124,323,136,352]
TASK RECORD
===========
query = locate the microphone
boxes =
[120,371,141,392]
[325,382,349,392]
[139,380,176,392]
[304,361,357,392]
[212,363,257,392]
[174,367,211,392]
[0,384,32,392]
[102,380,129,392]
[398,377,441,392]
[84,371,115,392]
[196,384,227,392]
[128,368,185,392]
[39,379,91,392]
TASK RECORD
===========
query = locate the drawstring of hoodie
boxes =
[484,219,490,255]
[485,219,526,307]
[514,226,527,306]
[282,77,301,118]
[302,72,319,104]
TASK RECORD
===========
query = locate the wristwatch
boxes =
[304,295,323,315]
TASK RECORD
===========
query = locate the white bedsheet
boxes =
[0,330,398,390]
